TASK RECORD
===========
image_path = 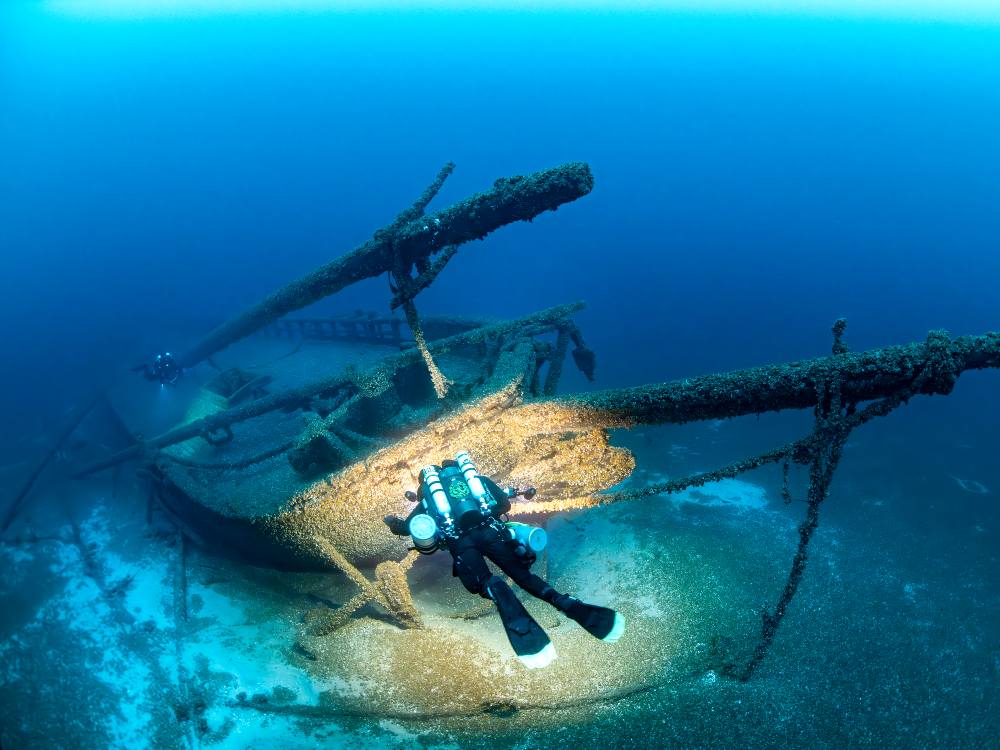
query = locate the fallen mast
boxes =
[84,326,1000,479]
[177,162,595,368]
[540,329,1000,429]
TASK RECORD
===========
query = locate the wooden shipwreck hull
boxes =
[104,303,605,570]
[92,316,1000,575]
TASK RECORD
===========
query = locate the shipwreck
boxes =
[7,160,999,685]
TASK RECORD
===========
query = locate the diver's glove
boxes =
[383,514,408,536]
[512,543,537,566]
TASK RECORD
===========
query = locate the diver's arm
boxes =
[384,492,425,536]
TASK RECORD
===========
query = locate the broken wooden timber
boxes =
[74,303,586,478]
[177,162,594,368]
[2,396,101,532]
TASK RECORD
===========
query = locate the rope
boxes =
[401,299,453,399]
[387,167,460,399]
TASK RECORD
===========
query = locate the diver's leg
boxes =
[455,531,554,668]
[482,530,552,599]
[450,542,493,597]
[484,530,625,643]
[483,576,555,668]
[445,541,496,619]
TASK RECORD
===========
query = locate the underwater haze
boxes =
[1,2,998,748]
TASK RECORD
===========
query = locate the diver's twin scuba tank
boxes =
[406,450,545,555]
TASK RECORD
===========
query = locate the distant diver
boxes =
[384,450,624,668]
[132,352,182,386]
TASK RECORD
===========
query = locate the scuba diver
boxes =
[384,450,624,669]
[132,352,182,386]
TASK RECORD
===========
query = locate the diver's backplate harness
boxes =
[406,451,545,556]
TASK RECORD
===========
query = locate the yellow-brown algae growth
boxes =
[261,383,635,569]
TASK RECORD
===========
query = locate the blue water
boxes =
[1,4,998,748]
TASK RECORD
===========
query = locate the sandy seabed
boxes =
[1,435,997,749]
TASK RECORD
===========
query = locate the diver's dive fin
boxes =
[486,577,556,668]
[557,596,625,643]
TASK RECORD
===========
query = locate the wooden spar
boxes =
[537,329,1000,430]
[177,162,594,369]
[2,396,101,532]
[73,303,586,478]
[79,324,1000,481]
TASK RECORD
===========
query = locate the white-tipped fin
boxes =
[601,612,626,643]
[518,642,557,669]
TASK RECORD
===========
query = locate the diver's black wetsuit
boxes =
[385,461,623,665]
[449,522,552,599]
[387,474,553,601]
